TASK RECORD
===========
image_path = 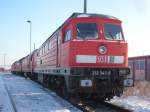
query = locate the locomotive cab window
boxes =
[77,23,98,39]
[64,30,71,42]
[104,24,123,40]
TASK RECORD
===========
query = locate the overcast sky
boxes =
[0,0,150,69]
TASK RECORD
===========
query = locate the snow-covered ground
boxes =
[111,96,150,112]
[110,81,150,112]
[0,73,15,112]
[1,72,150,112]
[0,73,81,112]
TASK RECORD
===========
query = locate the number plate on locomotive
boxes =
[92,70,111,75]
[81,80,92,87]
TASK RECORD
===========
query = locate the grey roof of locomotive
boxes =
[70,12,118,20]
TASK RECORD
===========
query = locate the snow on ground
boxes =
[1,72,150,112]
[111,96,150,112]
[110,81,150,112]
[0,73,82,112]
[0,74,15,112]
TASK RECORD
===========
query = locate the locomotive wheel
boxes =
[62,84,70,99]
[62,86,66,98]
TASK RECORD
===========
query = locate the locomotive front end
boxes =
[67,14,133,100]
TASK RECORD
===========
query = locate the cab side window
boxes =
[64,30,71,42]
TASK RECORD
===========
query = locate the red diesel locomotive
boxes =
[11,13,132,100]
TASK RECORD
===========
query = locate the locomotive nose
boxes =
[70,41,127,67]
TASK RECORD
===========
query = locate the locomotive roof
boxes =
[70,12,118,20]
[40,12,119,48]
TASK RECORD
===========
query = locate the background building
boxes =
[129,55,150,81]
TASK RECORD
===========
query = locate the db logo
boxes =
[97,56,107,63]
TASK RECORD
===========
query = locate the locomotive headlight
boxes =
[99,46,107,54]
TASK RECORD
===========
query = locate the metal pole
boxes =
[0,54,6,69]
[34,43,35,51]
[84,0,87,13]
[4,54,6,68]
[2,54,6,69]
[30,22,32,54]
[27,20,32,54]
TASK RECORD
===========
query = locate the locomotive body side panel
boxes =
[34,35,58,73]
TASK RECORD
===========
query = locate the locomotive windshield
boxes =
[104,24,123,40]
[77,23,98,39]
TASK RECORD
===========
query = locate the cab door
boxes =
[57,31,62,67]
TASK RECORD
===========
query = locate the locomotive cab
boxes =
[66,14,129,69]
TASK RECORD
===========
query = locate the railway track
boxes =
[1,75,133,112]
[99,101,133,112]
[68,99,133,112]
[39,81,132,112]
[2,78,18,112]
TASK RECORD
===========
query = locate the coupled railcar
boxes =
[0,68,4,72]
[11,13,132,100]
[11,60,22,74]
